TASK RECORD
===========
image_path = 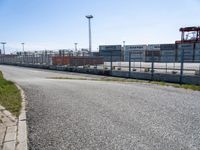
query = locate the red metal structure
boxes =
[176,26,200,44]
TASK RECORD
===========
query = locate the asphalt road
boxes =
[0,65,200,150]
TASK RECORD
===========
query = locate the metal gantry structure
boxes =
[177,26,200,44]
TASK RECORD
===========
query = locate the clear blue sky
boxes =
[0,0,199,53]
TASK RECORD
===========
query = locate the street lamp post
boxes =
[85,15,93,54]
[21,43,25,64]
[74,43,78,56]
[21,43,25,52]
[1,42,6,55]
[1,42,6,63]
[74,43,78,51]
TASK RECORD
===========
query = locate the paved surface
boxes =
[0,105,18,150]
[0,88,27,150]
[0,65,200,150]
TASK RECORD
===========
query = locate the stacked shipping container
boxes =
[124,45,146,62]
[195,43,200,62]
[52,56,104,66]
[177,43,194,62]
[160,44,176,62]
[145,44,161,62]
[99,45,122,62]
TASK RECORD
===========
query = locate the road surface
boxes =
[0,65,200,150]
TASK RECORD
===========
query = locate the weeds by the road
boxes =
[50,77,88,80]
[48,76,200,91]
[151,81,200,91]
[0,71,21,116]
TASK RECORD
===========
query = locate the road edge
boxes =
[15,85,28,150]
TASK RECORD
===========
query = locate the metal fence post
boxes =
[180,49,184,84]
[151,52,154,81]
[129,51,131,78]
[140,53,142,72]
[110,51,113,72]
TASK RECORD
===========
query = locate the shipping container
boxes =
[195,49,200,55]
[100,51,121,56]
[124,50,145,56]
[128,58,145,62]
[124,56,145,62]
[124,50,145,61]
[177,56,194,62]
[125,45,147,51]
[145,56,160,62]
[103,56,122,62]
[160,50,175,56]
[177,49,194,56]
[145,50,160,57]
[99,45,122,62]
[160,57,175,62]
[194,55,200,62]
[52,56,104,66]
[177,43,194,49]
[160,44,175,50]
[147,44,160,51]
[99,45,122,51]
[91,52,99,56]
[195,43,200,49]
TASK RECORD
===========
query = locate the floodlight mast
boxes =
[85,15,93,54]
[74,43,78,52]
[21,43,25,52]
[1,42,6,55]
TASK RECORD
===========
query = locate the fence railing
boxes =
[0,51,200,84]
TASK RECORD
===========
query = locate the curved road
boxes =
[0,65,200,150]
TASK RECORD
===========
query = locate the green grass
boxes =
[49,76,200,91]
[49,77,88,80]
[150,81,200,91]
[0,71,22,116]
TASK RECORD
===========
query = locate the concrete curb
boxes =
[15,85,28,150]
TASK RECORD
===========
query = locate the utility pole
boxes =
[21,43,25,64]
[85,15,93,54]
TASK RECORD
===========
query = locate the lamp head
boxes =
[86,15,93,19]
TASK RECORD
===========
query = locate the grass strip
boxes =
[0,71,21,116]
